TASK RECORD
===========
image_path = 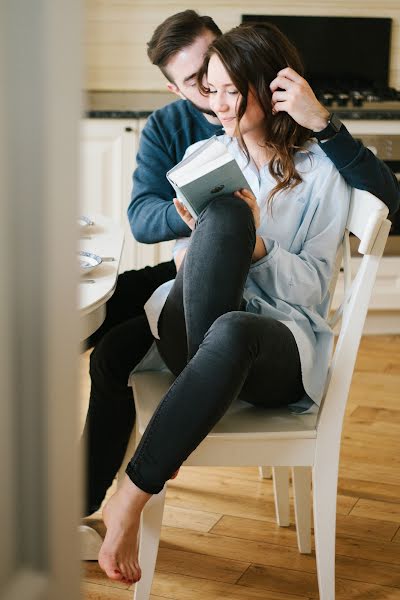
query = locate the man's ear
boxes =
[167,82,184,99]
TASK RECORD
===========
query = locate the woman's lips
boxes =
[219,117,235,124]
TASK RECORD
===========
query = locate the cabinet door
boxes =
[80,119,127,219]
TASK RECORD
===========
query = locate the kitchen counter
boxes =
[85,91,175,118]
[85,91,400,119]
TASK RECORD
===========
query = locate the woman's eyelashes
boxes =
[207,88,239,95]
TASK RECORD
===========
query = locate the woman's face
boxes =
[207,54,265,137]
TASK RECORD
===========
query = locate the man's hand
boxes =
[270,67,330,132]
[174,198,195,230]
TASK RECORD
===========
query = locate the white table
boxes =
[79,214,124,341]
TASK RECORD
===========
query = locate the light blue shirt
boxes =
[143,135,351,410]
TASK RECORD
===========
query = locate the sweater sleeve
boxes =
[127,116,191,244]
[249,168,350,307]
[318,124,399,215]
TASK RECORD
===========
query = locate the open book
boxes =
[167,136,251,220]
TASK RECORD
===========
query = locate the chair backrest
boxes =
[317,189,390,443]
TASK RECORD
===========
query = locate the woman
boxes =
[98,23,350,584]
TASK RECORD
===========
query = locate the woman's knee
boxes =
[198,195,255,231]
[206,311,259,351]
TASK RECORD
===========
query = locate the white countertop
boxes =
[79,214,124,340]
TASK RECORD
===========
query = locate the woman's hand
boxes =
[173,198,195,231]
[234,188,260,230]
[234,188,266,262]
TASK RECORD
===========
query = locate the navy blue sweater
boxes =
[128,99,400,243]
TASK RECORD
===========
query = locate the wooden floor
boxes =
[80,335,400,600]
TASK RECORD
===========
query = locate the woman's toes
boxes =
[133,561,142,582]
[99,552,122,581]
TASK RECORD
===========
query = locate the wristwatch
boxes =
[313,113,342,142]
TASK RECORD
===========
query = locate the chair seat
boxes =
[132,370,318,441]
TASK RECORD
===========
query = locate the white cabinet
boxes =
[80,119,174,272]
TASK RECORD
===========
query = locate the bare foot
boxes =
[98,476,152,585]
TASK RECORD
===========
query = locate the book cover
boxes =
[167,136,252,219]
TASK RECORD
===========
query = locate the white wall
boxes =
[85,0,400,91]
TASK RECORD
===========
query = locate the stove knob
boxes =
[322,93,334,107]
[337,93,349,107]
[351,92,364,107]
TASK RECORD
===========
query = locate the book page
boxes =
[169,138,233,187]
[171,153,233,187]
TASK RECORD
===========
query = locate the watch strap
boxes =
[313,113,342,142]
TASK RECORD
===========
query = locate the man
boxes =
[83,10,400,518]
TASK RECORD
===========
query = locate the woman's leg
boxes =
[82,314,154,516]
[99,311,303,583]
[156,194,256,374]
[127,312,303,493]
[98,196,255,582]
[97,196,296,583]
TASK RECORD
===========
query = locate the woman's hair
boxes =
[197,23,312,205]
[147,10,222,83]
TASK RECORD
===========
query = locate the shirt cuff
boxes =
[249,237,278,270]
[317,124,361,170]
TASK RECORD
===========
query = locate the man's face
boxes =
[165,30,217,116]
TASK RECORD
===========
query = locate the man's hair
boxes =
[147,10,222,82]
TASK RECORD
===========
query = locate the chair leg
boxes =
[133,486,167,600]
[258,466,272,479]
[313,463,338,600]
[292,467,312,554]
[272,467,290,526]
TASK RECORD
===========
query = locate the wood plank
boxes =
[336,554,400,588]
[212,512,399,546]
[350,406,400,424]
[155,547,249,583]
[160,526,316,573]
[163,504,221,532]
[237,564,318,598]
[238,564,400,600]
[82,561,129,589]
[351,498,400,523]
[335,513,399,542]
[147,571,311,600]
[82,581,138,599]
[393,527,400,543]
[336,536,400,566]
[210,515,299,548]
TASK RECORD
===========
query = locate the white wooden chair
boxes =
[88,189,390,599]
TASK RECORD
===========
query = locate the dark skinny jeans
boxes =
[125,196,304,495]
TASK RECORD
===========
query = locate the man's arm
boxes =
[270,67,400,215]
[127,115,191,244]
